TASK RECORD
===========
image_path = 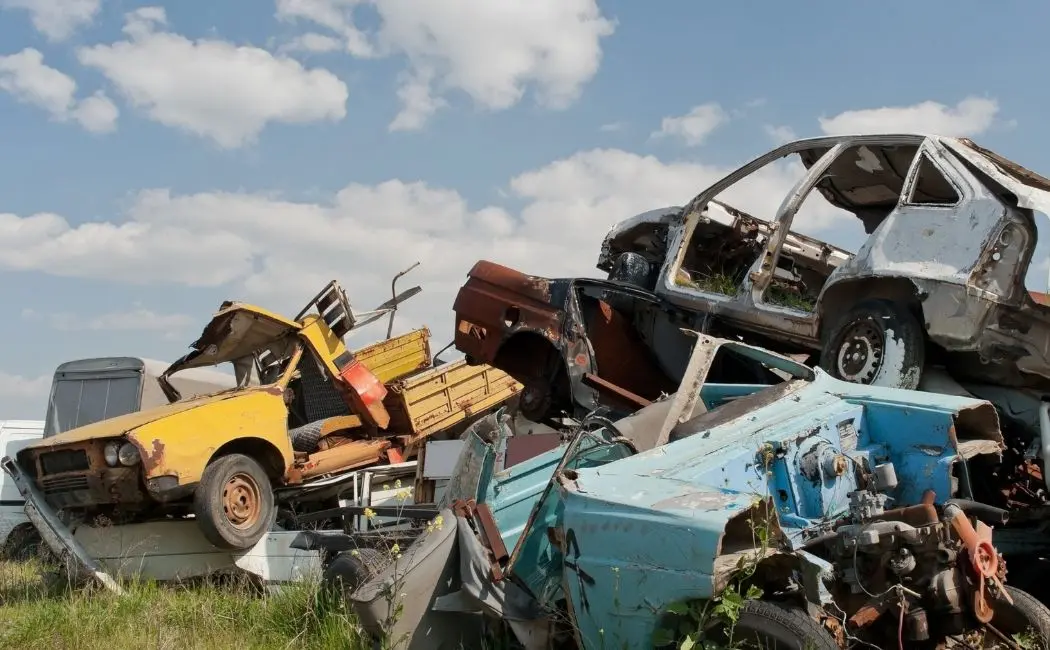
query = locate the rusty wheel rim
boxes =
[222,472,262,530]
[835,320,884,384]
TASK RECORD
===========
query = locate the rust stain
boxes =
[140,438,166,473]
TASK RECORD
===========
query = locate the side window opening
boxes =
[907,155,961,205]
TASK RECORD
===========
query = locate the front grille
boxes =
[39,449,90,475]
[41,475,90,494]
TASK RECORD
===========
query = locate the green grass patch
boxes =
[0,560,368,650]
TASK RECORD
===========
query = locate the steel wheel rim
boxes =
[835,320,884,384]
[222,472,262,530]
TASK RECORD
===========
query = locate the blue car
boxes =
[351,334,1050,650]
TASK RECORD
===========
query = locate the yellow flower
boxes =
[394,479,402,489]
[350,549,360,557]
[363,507,376,519]
[396,487,412,502]
[390,543,401,558]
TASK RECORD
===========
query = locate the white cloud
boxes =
[764,124,797,144]
[0,210,253,286]
[389,68,448,132]
[279,0,614,130]
[281,32,345,54]
[819,97,999,137]
[651,103,727,146]
[77,7,349,148]
[21,306,193,336]
[0,48,118,133]
[276,0,374,57]
[0,145,869,344]
[0,370,50,419]
[0,0,100,41]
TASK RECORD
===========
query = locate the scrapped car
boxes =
[454,260,798,422]
[596,135,1050,395]
[12,280,521,551]
[351,335,1050,649]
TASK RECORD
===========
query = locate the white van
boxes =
[0,420,44,553]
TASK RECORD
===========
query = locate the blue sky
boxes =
[0,0,1047,418]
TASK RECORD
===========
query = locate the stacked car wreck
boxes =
[437,134,1050,647]
[8,133,1050,649]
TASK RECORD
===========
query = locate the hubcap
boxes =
[222,472,261,530]
[835,320,884,384]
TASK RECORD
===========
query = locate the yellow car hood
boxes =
[25,386,277,450]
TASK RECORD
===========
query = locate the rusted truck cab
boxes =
[16,282,421,551]
[453,261,783,422]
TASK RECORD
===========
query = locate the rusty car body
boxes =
[12,280,448,548]
[598,134,1050,396]
[349,335,1050,649]
[453,261,789,422]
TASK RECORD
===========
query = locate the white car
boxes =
[0,420,44,557]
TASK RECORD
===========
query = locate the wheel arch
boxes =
[817,277,927,341]
[493,330,575,419]
[207,437,286,481]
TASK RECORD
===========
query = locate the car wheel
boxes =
[321,548,388,601]
[820,299,924,390]
[660,600,840,649]
[975,585,1050,647]
[194,453,275,550]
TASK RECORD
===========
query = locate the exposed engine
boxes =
[821,462,1014,647]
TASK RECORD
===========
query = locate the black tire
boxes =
[2,524,42,562]
[985,585,1050,647]
[322,548,387,600]
[194,453,275,550]
[820,298,925,389]
[707,600,839,649]
[289,421,324,453]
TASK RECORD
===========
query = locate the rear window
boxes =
[44,375,142,437]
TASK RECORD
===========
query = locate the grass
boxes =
[675,269,816,312]
[0,559,369,650]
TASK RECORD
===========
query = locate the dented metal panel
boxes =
[352,328,433,384]
[384,359,523,439]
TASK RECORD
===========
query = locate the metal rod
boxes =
[387,261,420,339]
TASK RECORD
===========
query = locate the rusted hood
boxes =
[20,388,261,449]
[163,302,301,379]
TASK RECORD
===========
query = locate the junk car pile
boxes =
[8,134,1050,649]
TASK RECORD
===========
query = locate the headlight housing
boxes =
[103,441,121,467]
[117,442,141,466]
[103,440,141,467]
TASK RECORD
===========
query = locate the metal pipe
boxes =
[387,261,420,340]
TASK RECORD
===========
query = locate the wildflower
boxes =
[364,507,376,519]
[382,483,390,490]
[396,487,412,502]
[394,479,402,489]
[350,549,360,557]
[390,543,402,558]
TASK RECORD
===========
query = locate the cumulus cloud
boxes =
[0,0,100,41]
[819,97,999,137]
[278,0,614,130]
[651,103,727,146]
[77,7,349,148]
[0,48,118,133]
[0,370,50,419]
[21,306,193,337]
[764,124,797,144]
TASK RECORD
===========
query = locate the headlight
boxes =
[103,441,121,467]
[117,442,141,466]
